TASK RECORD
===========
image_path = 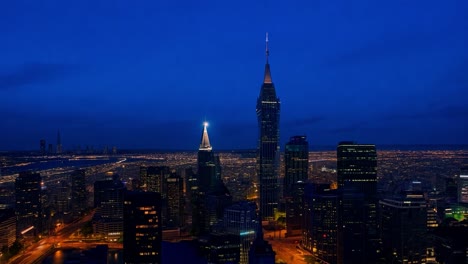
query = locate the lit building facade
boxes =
[0,208,16,248]
[71,169,87,217]
[459,167,468,204]
[302,183,340,264]
[15,171,42,235]
[123,191,162,264]
[223,201,258,264]
[256,33,280,220]
[93,177,125,241]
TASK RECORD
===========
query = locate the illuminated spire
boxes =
[263,32,272,84]
[199,122,212,151]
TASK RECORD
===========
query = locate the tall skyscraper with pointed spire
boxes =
[256,33,280,220]
[192,122,231,235]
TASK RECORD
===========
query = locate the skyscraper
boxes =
[71,169,87,217]
[380,191,427,263]
[123,191,162,264]
[223,201,258,264]
[302,183,340,264]
[284,136,309,197]
[192,122,231,235]
[93,177,125,241]
[15,171,42,235]
[284,136,308,236]
[336,142,379,263]
[256,33,281,220]
[337,142,377,194]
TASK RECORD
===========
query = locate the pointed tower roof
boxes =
[199,122,212,151]
[263,32,272,84]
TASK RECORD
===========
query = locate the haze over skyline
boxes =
[1,0,467,150]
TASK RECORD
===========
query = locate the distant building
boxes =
[48,143,54,154]
[165,173,184,228]
[140,166,184,229]
[337,141,379,263]
[40,139,46,155]
[256,33,281,220]
[71,169,87,217]
[93,177,125,241]
[284,136,308,236]
[458,167,468,204]
[144,166,171,194]
[123,191,162,264]
[15,171,42,235]
[380,191,427,263]
[302,183,340,264]
[0,208,16,248]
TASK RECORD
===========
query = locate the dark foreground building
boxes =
[15,171,42,235]
[302,183,340,264]
[380,191,427,263]
[123,191,162,264]
[284,135,308,236]
[337,142,379,263]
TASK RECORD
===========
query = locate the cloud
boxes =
[0,63,78,91]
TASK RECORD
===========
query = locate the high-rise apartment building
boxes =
[256,33,280,220]
[123,191,162,264]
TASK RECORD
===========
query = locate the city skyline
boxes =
[1,1,468,150]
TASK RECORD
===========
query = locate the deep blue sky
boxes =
[1,0,467,150]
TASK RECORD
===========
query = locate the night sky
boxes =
[1,1,467,150]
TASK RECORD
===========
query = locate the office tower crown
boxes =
[199,122,212,151]
[264,32,272,84]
